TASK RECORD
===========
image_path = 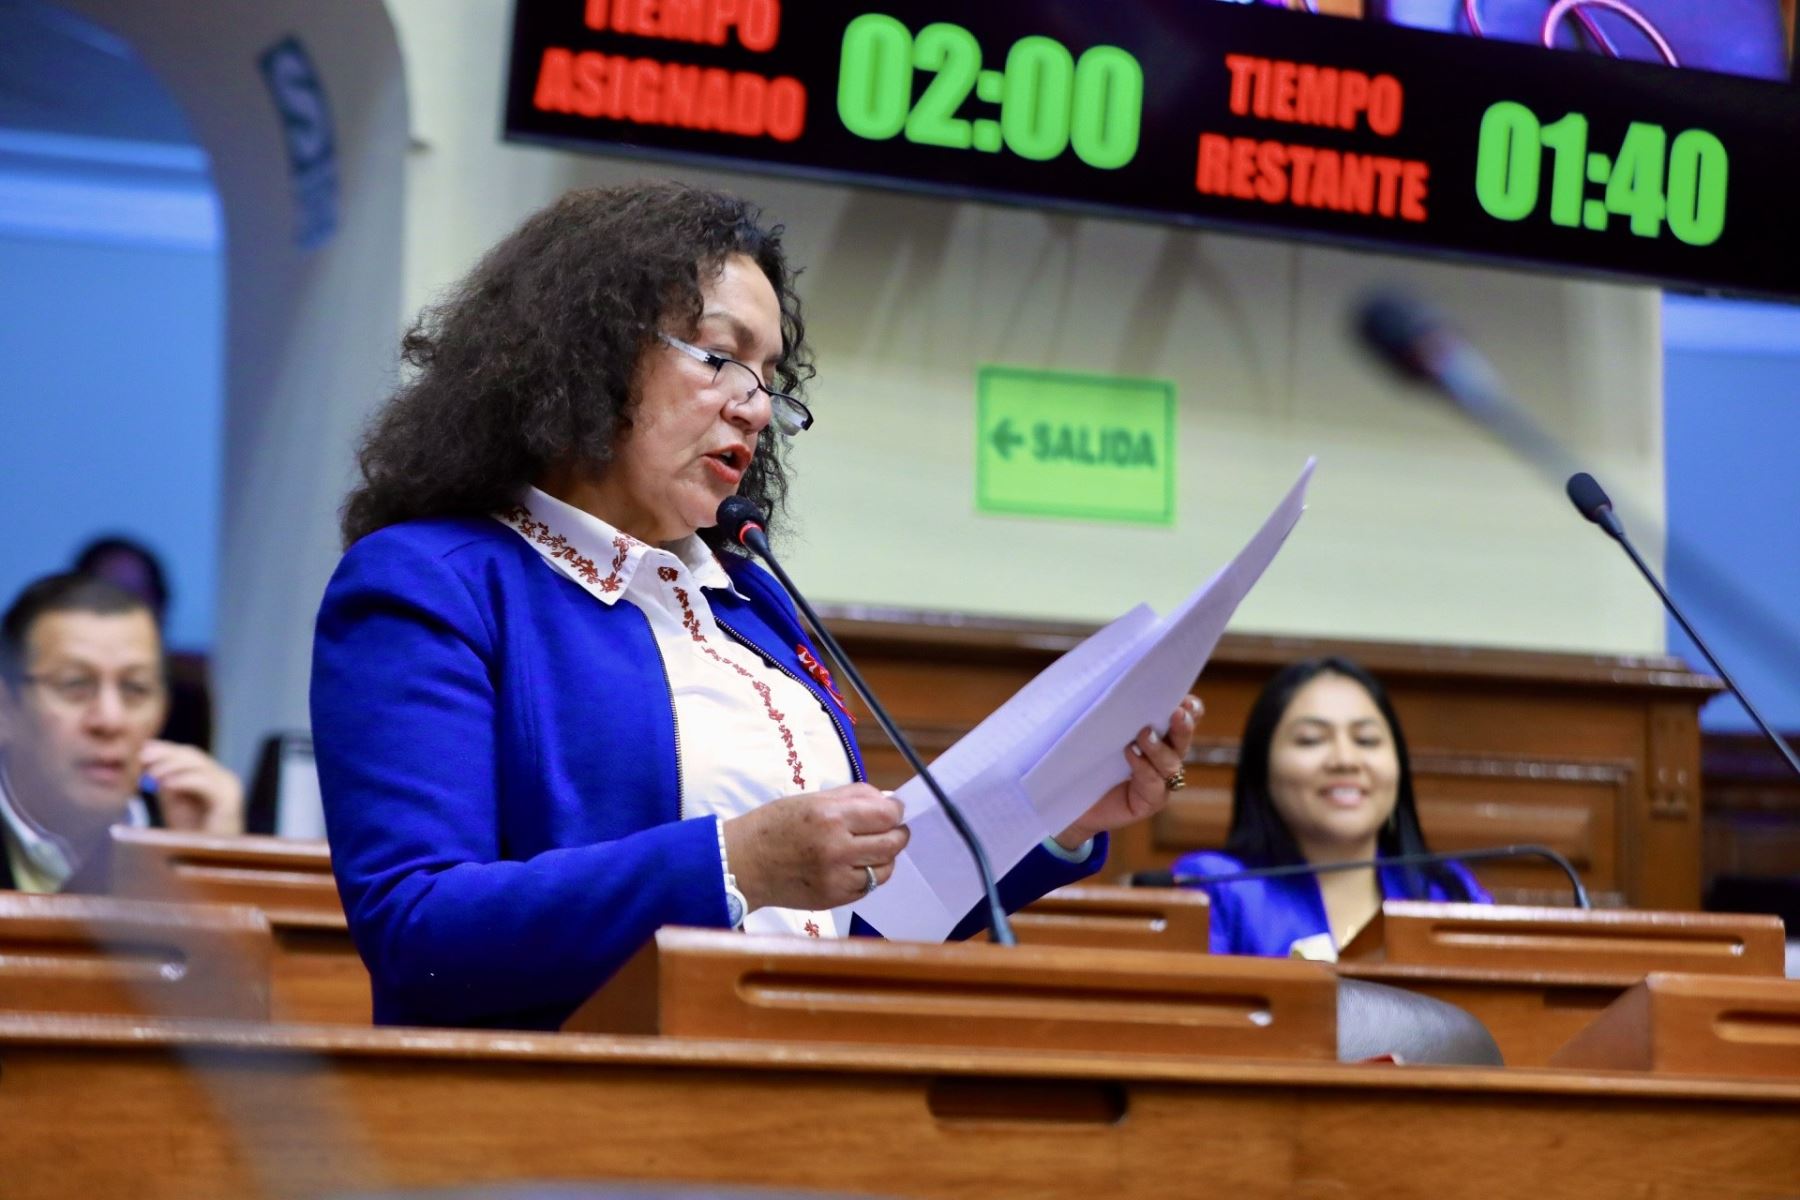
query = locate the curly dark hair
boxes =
[341,181,812,549]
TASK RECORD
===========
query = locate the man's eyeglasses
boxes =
[22,673,166,713]
[658,332,814,437]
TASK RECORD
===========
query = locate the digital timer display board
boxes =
[502,1,1800,300]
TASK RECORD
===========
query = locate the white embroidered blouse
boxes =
[497,487,854,939]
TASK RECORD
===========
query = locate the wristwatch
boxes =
[723,873,749,929]
[717,817,748,929]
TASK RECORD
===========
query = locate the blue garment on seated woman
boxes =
[1171,849,1491,958]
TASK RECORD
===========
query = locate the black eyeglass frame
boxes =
[657,332,814,436]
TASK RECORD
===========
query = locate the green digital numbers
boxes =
[1537,110,1589,229]
[1474,100,1728,247]
[1667,129,1729,245]
[1605,122,1668,237]
[906,22,981,149]
[1001,36,1074,161]
[1473,101,1540,221]
[836,15,1143,170]
[837,14,911,140]
[1069,46,1144,170]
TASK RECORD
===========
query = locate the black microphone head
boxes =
[714,495,767,548]
[1566,472,1617,527]
[1354,289,1447,383]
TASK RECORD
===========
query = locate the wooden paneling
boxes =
[824,609,1721,909]
[1145,740,1629,904]
[1701,731,1800,899]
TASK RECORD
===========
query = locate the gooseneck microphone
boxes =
[715,497,1018,945]
[1357,291,1582,484]
[1130,843,1592,909]
[1566,472,1800,781]
[1357,289,1800,780]
[1565,472,1625,540]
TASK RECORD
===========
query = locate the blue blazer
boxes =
[312,516,1103,1029]
[1171,849,1491,958]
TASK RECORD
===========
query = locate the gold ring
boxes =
[1164,768,1186,792]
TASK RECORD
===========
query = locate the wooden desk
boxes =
[1551,972,1800,1079]
[109,827,370,1024]
[104,831,1213,969]
[2,1013,1798,1199]
[103,820,1790,1066]
[1335,902,1788,1065]
[1015,883,1212,951]
[1339,902,1788,977]
[1335,961,1639,1066]
[0,892,271,1021]
[102,830,1212,1023]
[566,928,1336,1062]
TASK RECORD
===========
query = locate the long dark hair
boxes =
[1224,656,1477,901]
[340,181,812,549]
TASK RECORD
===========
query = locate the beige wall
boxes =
[68,0,409,778]
[387,0,1666,656]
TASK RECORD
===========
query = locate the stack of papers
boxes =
[847,459,1316,941]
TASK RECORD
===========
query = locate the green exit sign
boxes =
[976,367,1176,526]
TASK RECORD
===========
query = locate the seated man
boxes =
[0,573,242,892]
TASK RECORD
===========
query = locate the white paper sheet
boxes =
[843,602,1159,936]
[848,459,1316,942]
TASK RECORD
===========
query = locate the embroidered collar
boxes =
[497,486,741,604]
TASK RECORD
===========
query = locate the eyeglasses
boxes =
[657,332,814,437]
[21,673,165,713]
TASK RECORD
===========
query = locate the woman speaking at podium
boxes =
[311,182,1201,1030]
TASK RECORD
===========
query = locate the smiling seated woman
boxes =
[1173,656,1490,960]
